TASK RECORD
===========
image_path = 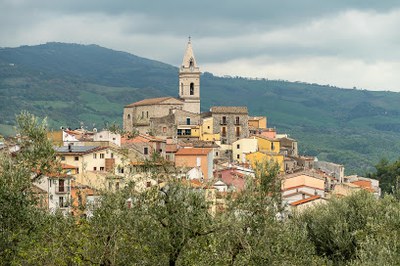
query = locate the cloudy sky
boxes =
[1,0,400,91]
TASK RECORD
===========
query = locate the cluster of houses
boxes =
[1,39,381,216]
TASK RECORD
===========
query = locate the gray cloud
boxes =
[1,0,400,91]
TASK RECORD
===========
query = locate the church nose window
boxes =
[190,83,194,95]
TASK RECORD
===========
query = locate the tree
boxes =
[0,111,62,264]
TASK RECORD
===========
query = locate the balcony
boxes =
[55,186,70,194]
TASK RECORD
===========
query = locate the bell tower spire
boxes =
[179,37,200,114]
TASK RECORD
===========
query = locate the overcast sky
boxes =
[1,0,400,91]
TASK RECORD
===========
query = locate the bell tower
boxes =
[179,37,200,114]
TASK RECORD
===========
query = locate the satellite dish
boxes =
[60,126,64,130]
[93,128,98,132]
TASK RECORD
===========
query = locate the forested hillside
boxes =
[1,42,400,174]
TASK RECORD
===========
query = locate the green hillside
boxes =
[1,42,400,174]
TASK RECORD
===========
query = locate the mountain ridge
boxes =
[1,42,400,174]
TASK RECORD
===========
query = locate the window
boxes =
[58,179,65,192]
[237,144,240,149]
[237,154,240,159]
[185,129,191,135]
[181,83,183,95]
[271,142,275,151]
[100,167,105,171]
[221,127,226,137]
[141,111,144,119]
[100,153,105,159]
[166,154,170,160]
[93,167,97,171]
[144,147,149,155]
[163,127,167,133]
[146,181,152,188]
[146,111,149,118]
[74,156,79,161]
[207,126,210,129]
[216,151,219,156]
[190,83,194,95]
[115,182,120,191]
[93,153,97,159]
[118,167,124,174]
[127,114,131,120]
[235,116,240,124]
[111,153,114,158]
[59,197,64,208]
[236,127,240,137]
[189,59,194,68]
[222,116,227,125]
[177,129,183,135]
[186,117,191,125]
[61,156,65,161]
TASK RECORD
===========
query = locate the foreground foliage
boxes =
[2,113,400,265]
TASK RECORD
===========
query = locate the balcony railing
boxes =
[55,186,70,194]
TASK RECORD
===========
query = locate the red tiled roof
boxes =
[61,163,78,169]
[166,144,178,153]
[351,180,372,189]
[175,148,212,156]
[290,195,321,206]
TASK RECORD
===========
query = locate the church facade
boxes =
[123,39,201,134]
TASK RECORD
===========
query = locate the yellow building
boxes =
[255,135,280,154]
[200,116,220,141]
[248,116,267,129]
[245,151,284,172]
[232,138,258,163]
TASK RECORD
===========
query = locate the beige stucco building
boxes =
[55,145,129,190]
[232,138,258,163]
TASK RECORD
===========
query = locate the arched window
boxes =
[181,83,184,95]
[127,114,131,120]
[190,83,194,95]
[189,59,194,69]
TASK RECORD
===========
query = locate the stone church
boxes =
[123,39,201,134]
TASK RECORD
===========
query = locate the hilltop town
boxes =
[1,39,396,266]
[1,39,376,216]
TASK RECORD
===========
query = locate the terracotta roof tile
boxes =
[175,148,212,155]
[290,195,321,206]
[61,163,78,169]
